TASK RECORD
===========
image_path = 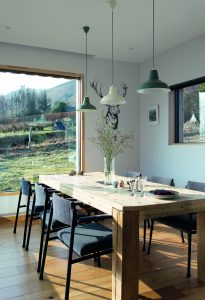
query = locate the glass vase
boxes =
[104,157,115,185]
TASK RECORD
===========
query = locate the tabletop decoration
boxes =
[90,111,134,185]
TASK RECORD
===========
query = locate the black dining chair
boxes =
[143,175,175,251]
[150,175,175,187]
[25,182,56,252]
[36,184,84,273]
[123,170,141,178]
[39,193,112,300]
[147,180,205,277]
[13,178,60,251]
[13,178,34,248]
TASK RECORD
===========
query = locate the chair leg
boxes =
[187,232,192,278]
[97,255,101,267]
[142,219,146,251]
[13,190,22,233]
[22,196,31,248]
[147,218,150,229]
[39,209,53,280]
[25,197,36,251]
[65,254,72,300]
[147,219,154,254]
[65,220,75,300]
[181,231,185,243]
[37,219,46,273]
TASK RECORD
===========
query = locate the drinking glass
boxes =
[138,176,147,196]
[129,178,136,196]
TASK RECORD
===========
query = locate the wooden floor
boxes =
[0,217,205,300]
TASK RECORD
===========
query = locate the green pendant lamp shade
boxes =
[78,96,96,111]
[77,26,96,112]
[137,0,170,94]
[138,69,170,94]
[100,0,126,105]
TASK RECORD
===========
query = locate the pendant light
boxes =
[77,26,96,111]
[137,0,170,94]
[101,0,126,105]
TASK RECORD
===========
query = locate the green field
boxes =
[0,132,76,191]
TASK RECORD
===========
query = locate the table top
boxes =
[39,172,205,218]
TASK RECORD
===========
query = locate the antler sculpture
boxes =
[89,80,128,130]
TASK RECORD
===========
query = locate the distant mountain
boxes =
[47,80,76,110]
[2,79,76,113]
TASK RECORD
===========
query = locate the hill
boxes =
[47,80,76,110]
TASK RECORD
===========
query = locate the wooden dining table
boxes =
[39,172,205,300]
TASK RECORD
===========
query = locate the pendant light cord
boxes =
[112,8,114,85]
[152,0,155,70]
[85,30,88,95]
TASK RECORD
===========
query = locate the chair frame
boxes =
[147,180,205,277]
[13,178,34,249]
[143,175,175,251]
[39,197,112,299]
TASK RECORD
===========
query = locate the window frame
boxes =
[170,76,205,144]
[0,64,85,172]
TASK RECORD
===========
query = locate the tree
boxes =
[184,85,199,122]
[37,90,51,113]
[0,95,8,118]
[52,101,67,113]
[26,89,38,116]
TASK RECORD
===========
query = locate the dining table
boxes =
[39,172,205,300]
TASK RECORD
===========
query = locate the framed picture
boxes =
[146,105,159,125]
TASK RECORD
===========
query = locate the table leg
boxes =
[197,211,205,281]
[112,208,139,300]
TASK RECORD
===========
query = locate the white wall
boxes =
[0,42,140,175]
[139,33,205,187]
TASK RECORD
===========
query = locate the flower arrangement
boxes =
[90,111,134,183]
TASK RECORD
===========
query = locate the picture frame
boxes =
[146,105,159,125]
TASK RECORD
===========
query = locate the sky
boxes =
[0,72,69,95]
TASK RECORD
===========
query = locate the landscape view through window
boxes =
[0,72,77,192]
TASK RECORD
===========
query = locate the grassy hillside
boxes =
[47,80,76,108]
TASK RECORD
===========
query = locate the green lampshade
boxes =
[77,96,97,112]
[137,69,170,94]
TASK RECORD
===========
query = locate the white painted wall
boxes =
[139,33,205,187]
[0,42,139,175]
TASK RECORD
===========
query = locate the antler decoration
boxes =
[120,82,128,97]
[89,80,128,130]
[89,80,103,98]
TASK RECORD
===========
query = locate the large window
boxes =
[0,67,82,192]
[172,76,205,143]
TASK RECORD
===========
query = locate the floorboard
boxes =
[0,217,205,299]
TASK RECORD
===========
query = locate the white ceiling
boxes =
[0,0,205,63]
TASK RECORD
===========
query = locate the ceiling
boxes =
[0,0,205,63]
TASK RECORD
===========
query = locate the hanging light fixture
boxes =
[77,26,96,111]
[101,0,126,105]
[137,0,170,94]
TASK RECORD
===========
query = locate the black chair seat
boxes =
[57,222,112,256]
[156,214,196,233]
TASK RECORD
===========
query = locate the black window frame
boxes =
[171,76,205,143]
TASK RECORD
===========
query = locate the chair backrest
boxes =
[123,171,141,178]
[52,193,76,226]
[35,183,46,206]
[150,175,175,186]
[21,178,32,196]
[186,181,205,192]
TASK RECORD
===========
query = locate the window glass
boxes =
[173,79,205,143]
[0,71,79,191]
